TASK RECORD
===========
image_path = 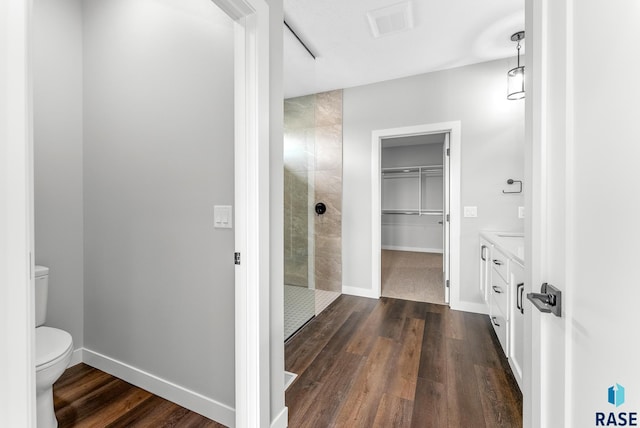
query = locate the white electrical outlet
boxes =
[463,206,478,218]
[518,206,525,219]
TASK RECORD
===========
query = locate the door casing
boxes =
[371,122,461,307]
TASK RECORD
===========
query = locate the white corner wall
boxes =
[343,58,525,308]
[33,0,84,350]
[266,0,287,427]
[82,0,236,419]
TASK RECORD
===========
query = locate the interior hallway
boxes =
[285,295,522,427]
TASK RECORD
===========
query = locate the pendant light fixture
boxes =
[507,31,525,100]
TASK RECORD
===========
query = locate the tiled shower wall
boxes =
[284,90,343,292]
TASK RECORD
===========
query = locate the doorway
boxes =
[380,133,448,305]
[0,0,274,426]
[371,122,461,307]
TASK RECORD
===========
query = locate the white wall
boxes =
[82,0,236,410]
[266,0,286,426]
[343,58,524,306]
[33,0,84,349]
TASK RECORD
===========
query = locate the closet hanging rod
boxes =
[382,210,443,216]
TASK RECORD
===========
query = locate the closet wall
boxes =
[381,139,444,252]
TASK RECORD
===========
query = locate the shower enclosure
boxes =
[284,90,343,340]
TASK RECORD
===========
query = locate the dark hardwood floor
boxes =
[53,364,226,427]
[53,295,520,427]
[285,295,522,428]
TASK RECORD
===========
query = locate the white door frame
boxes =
[524,0,570,425]
[371,122,461,306]
[523,0,544,424]
[222,0,272,426]
[0,0,273,426]
[0,1,36,427]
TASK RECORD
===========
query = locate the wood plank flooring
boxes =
[53,363,226,428]
[53,295,521,427]
[285,295,522,427]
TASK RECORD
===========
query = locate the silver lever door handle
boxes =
[527,283,562,317]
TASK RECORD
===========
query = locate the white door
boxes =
[443,133,450,304]
[526,1,640,427]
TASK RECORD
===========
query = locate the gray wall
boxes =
[343,58,525,306]
[82,0,235,406]
[33,0,84,349]
[381,143,444,252]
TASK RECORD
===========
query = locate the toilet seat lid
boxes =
[36,327,73,368]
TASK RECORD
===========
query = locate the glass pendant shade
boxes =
[507,31,525,100]
[507,65,525,100]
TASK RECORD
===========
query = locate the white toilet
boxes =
[35,265,73,428]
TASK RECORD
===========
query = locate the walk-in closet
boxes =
[381,133,448,305]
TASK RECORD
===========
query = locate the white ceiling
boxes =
[283,0,525,98]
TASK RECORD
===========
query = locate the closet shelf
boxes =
[382,209,443,216]
[382,165,443,177]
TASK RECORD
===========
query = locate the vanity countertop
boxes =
[481,231,525,266]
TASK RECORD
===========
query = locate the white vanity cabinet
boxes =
[509,260,525,389]
[480,231,525,390]
[489,246,510,353]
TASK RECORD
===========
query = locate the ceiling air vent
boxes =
[366,1,414,38]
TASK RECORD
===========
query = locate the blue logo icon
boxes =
[609,384,625,407]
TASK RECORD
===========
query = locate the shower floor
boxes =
[284,285,340,340]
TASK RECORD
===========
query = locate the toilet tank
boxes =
[34,265,49,327]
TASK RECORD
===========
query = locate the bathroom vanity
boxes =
[480,231,524,390]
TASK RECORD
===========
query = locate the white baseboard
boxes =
[381,245,443,253]
[450,300,488,315]
[68,348,84,367]
[342,285,379,299]
[82,348,235,427]
[284,371,297,390]
[271,406,288,428]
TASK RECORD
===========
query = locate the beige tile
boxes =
[314,125,343,171]
[315,255,342,292]
[284,95,315,130]
[314,169,342,194]
[315,90,343,127]
[315,235,341,255]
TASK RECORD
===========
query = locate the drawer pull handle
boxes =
[492,259,503,266]
[516,282,525,314]
[492,285,503,294]
[481,245,487,261]
[491,316,501,327]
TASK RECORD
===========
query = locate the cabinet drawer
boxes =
[490,273,509,317]
[489,306,508,353]
[491,247,510,283]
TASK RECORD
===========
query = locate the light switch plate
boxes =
[463,206,478,218]
[214,205,233,229]
[518,206,525,219]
